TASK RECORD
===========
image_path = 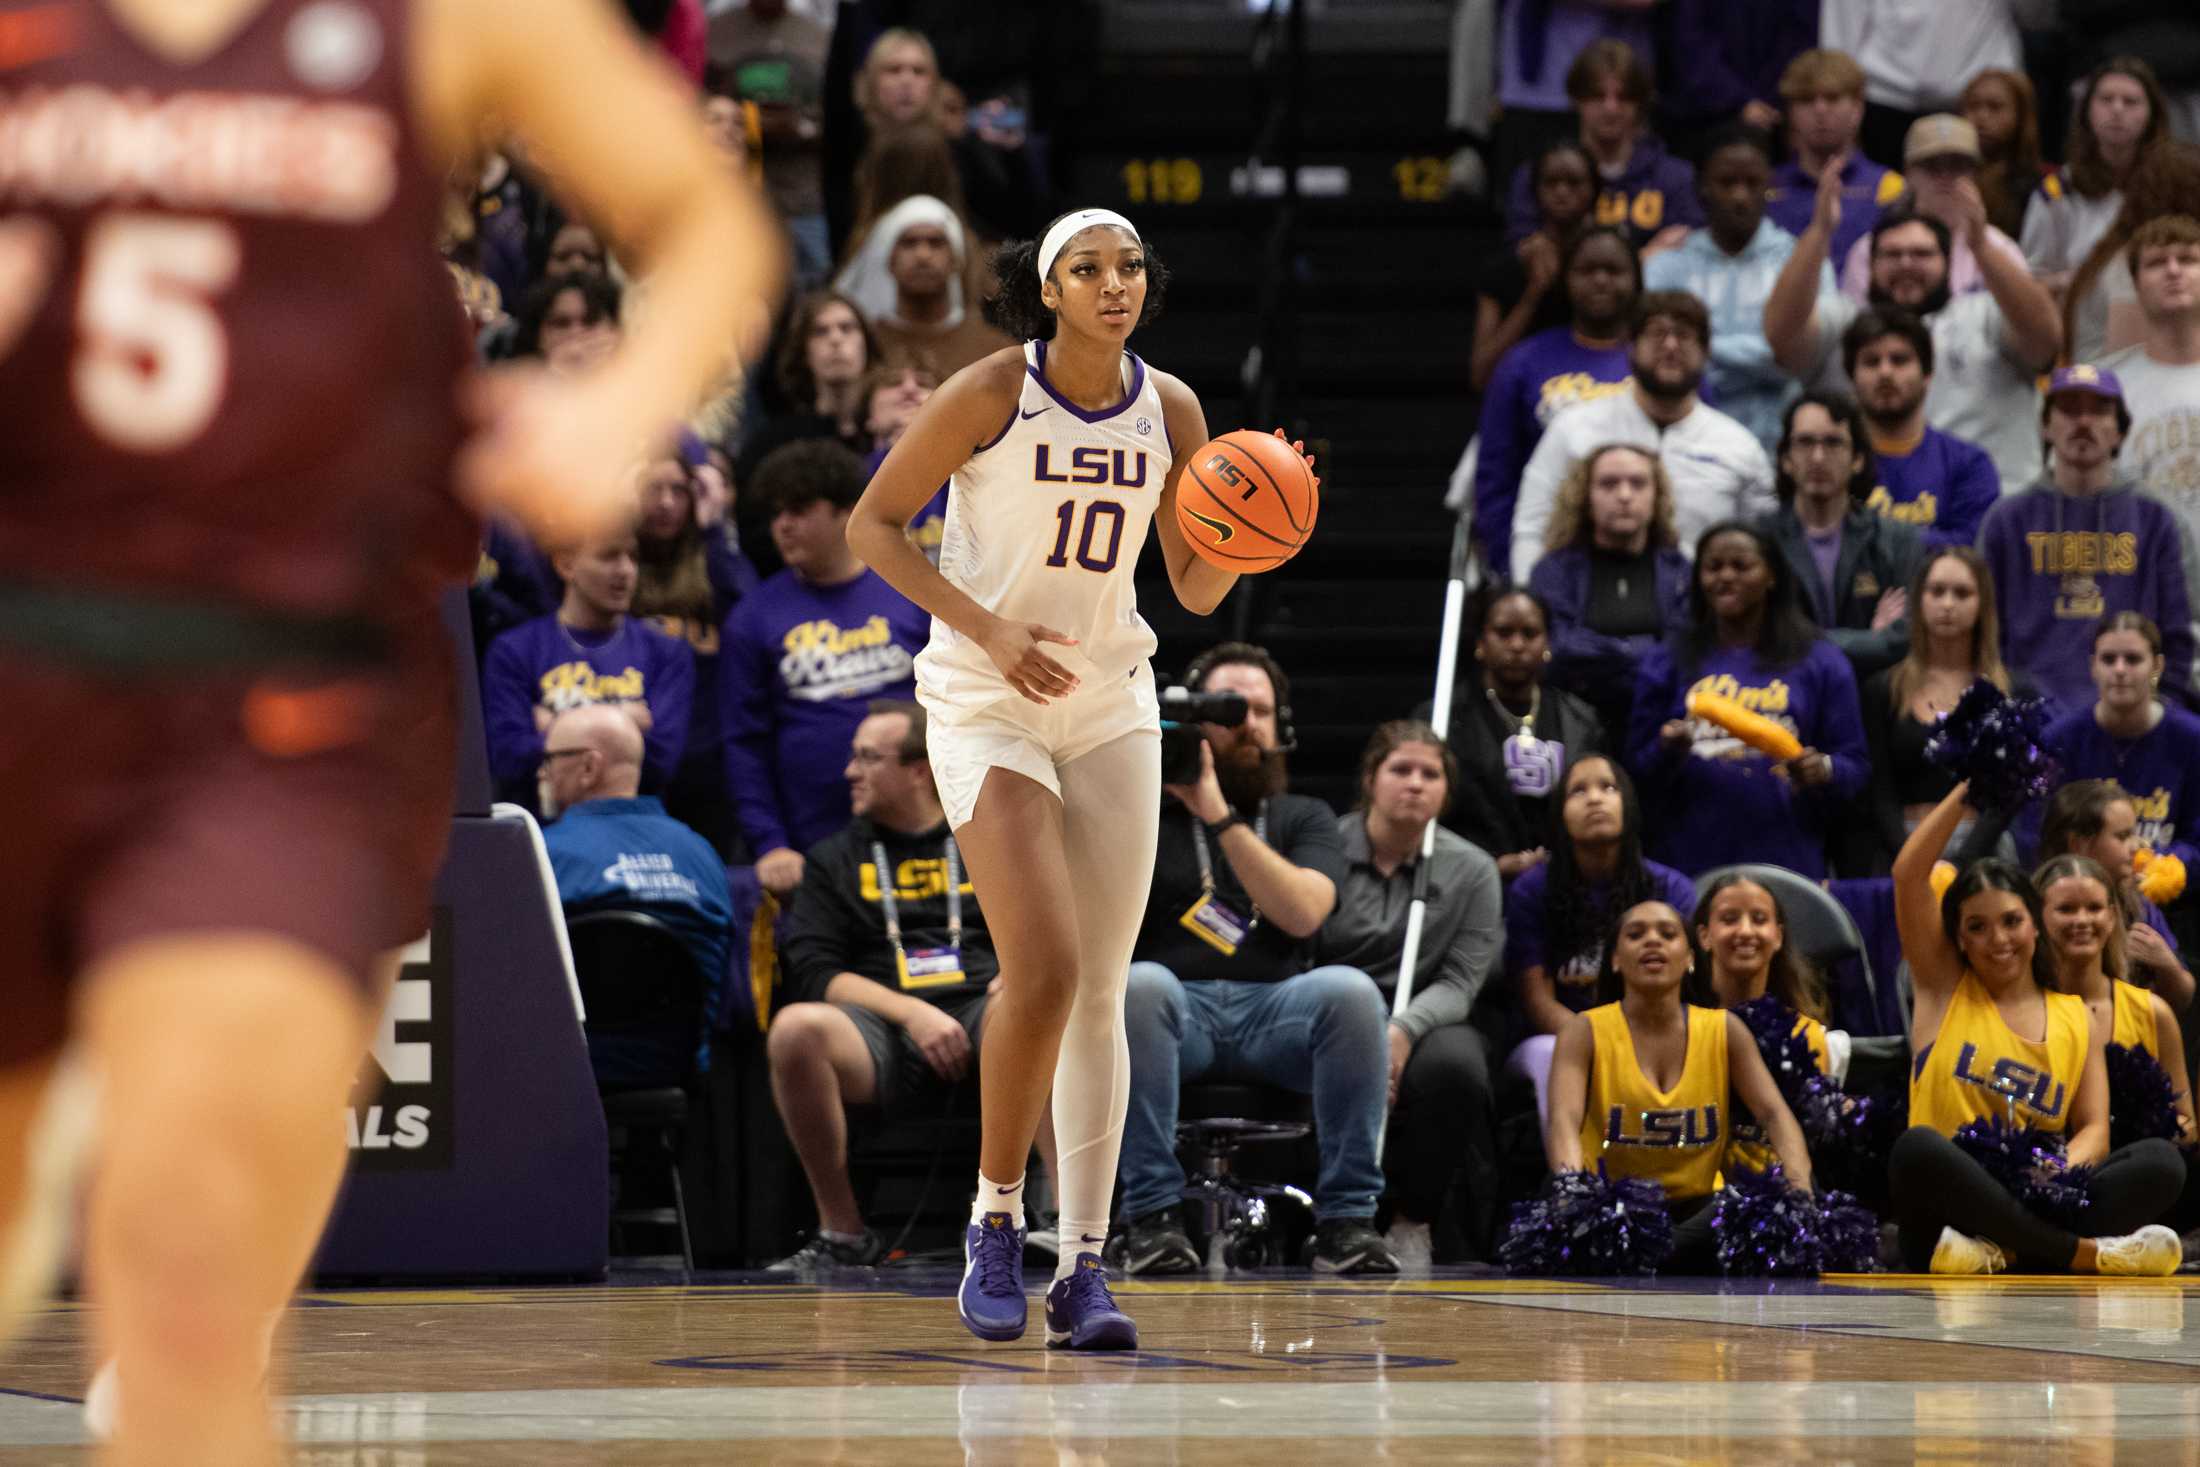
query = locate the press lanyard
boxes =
[872,837,961,958]
[1191,802,1268,928]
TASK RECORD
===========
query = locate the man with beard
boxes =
[1977,368,2200,709]
[837,196,1012,381]
[1764,141,2063,494]
[1840,308,2004,547]
[1511,291,1775,584]
[1113,645,1395,1276]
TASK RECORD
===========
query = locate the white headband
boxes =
[1037,209,1140,283]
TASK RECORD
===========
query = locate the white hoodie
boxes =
[1821,0,2042,114]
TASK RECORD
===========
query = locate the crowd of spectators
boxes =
[438,2,2200,1276]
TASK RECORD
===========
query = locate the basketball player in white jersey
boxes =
[848,208,1315,1347]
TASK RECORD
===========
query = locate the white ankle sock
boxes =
[1055,1219,1107,1281]
[973,1172,1024,1228]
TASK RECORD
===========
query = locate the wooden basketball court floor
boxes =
[4,1269,2200,1464]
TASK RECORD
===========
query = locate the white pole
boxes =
[1379,519,1474,1163]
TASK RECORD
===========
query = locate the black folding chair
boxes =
[567,909,709,1273]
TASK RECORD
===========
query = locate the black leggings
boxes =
[1384,1022,1497,1237]
[1667,1194,1718,1274]
[1888,1127,2185,1271]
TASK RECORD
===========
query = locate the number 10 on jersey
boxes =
[1044,499,1126,573]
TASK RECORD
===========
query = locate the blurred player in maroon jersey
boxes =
[0,0,783,1460]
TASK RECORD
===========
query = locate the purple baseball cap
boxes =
[2047,364,2124,403]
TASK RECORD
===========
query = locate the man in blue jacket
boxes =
[540,704,733,1089]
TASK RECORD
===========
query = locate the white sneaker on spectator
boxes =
[2095,1225,2182,1277]
[1929,1226,2007,1275]
[1384,1219,1433,1274]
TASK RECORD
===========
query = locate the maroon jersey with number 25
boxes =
[0,0,474,618]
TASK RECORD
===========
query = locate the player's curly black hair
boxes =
[984,212,1171,342]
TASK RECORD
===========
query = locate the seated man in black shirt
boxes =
[765,699,1048,1270]
[1115,645,1397,1277]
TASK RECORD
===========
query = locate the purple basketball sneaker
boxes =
[1044,1253,1138,1351]
[958,1211,1027,1341]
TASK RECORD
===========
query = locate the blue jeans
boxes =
[1120,962,1389,1222]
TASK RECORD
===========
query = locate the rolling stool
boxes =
[1177,1083,1315,1270]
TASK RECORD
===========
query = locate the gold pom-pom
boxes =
[2136,849,2186,906]
[1930,861,1957,901]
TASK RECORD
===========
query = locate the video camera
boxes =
[1159,687,1247,785]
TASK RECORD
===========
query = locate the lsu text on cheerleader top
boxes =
[1910,972,2088,1136]
[1727,1004,1827,1175]
[1581,1002,1729,1200]
[2112,979,2161,1057]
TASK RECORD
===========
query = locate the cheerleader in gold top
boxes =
[1888,784,2186,1274]
[1546,900,1814,1272]
[1694,874,1842,1177]
[2033,853,2195,1146]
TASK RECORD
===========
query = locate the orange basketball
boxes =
[1175,429,1319,572]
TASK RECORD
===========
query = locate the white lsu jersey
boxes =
[915,340,1170,714]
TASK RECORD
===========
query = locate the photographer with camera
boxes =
[1113,645,1397,1278]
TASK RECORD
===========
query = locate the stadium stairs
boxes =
[1064,2,1491,809]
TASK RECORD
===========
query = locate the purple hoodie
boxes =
[1507,135,1702,250]
[482,615,696,798]
[1627,638,1870,877]
[1865,426,2003,549]
[1976,475,2199,714]
[1472,327,1632,572]
[719,567,928,858]
[2038,704,2200,868]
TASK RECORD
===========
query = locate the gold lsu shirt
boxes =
[1726,1004,1828,1177]
[2112,978,2161,1058]
[1910,973,2089,1135]
[1580,1003,1730,1201]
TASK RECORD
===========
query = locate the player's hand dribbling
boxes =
[979,616,1080,704]
[904,1002,972,1081]
[455,366,660,544]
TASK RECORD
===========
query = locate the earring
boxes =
[1543,650,1553,662]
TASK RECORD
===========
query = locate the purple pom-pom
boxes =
[1735,996,1821,1108]
[1923,680,2059,814]
[2106,1042,2188,1150]
[1711,1165,1882,1275]
[1951,1117,2094,1229]
[1807,1081,1905,1208]
[1499,1170,1676,1276]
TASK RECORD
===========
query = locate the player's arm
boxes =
[847,352,1080,705]
[1150,370,1239,616]
[415,0,786,531]
[1544,1014,1593,1172]
[1726,1013,1814,1193]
